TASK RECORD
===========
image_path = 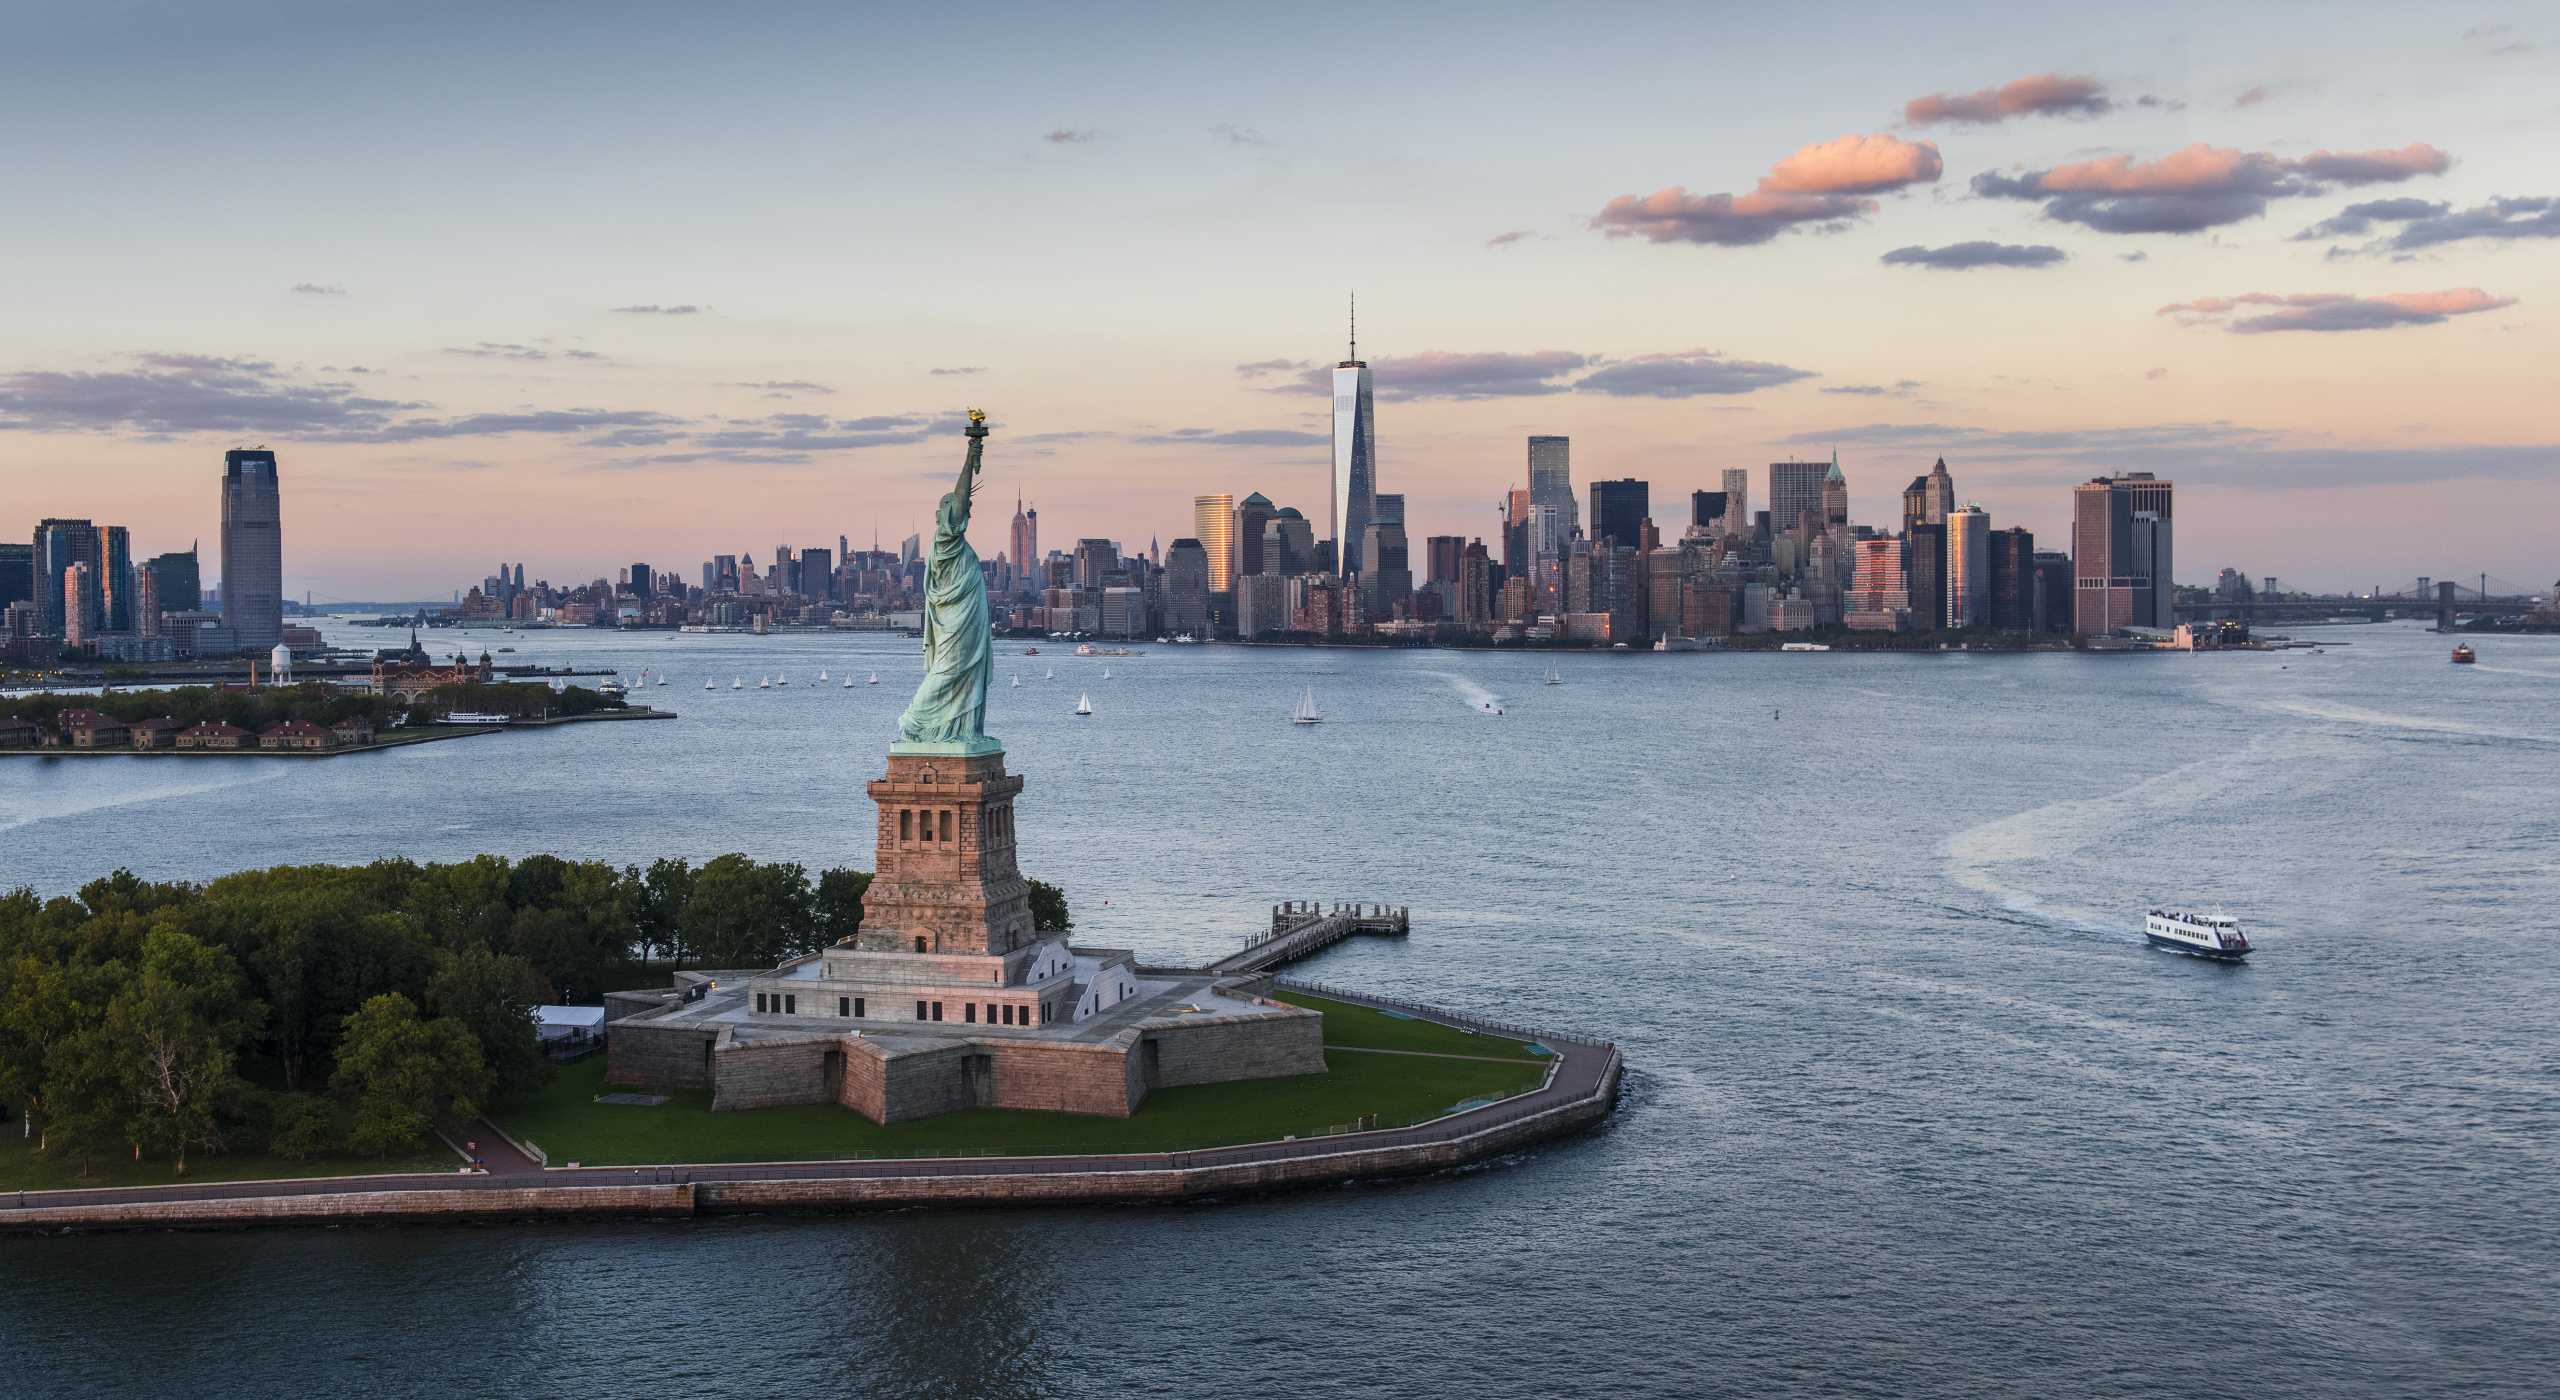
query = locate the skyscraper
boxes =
[1767,461,1828,539]
[1372,492,1404,527]
[1906,522,1946,634]
[1163,538,1209,633]
[144,545,199,615]
[1527,436,1575,536]
[1232,492,1276,578]
[1263,507,1315,576]
[1689,490,1727,534]
[1588,478,1649,549]
[1330,301,1376,583]
[1720,467,1749,536]
[1946,503,1990,628]
[2072,473,2175,635]
[1502,486,1533,577]
[63,561,99,648]
[799,548,832,602]
[101,525,133,633]
[220,449,284,651]
[1192,493,1236,594]
[1821,458,1849,531]
[0,542,31,616]
[1989,527,2036,631]
[630,563,655,599]
[1921,458,1955,525]
[1008,493,1037,592]
[32,518,99,637]
[1424,534,1463,585]
[1359,520,1410,621]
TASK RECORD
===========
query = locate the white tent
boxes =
[533,1005,607,1043]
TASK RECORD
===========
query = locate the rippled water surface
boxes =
[4,621,2556,1399]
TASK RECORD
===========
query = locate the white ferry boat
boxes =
[2144,909,2253,962]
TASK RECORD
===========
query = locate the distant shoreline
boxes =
[0,707,674,759]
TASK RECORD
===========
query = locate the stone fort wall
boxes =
[1142,1007,1325,1089]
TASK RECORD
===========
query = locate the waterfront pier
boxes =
[1208,901,1411,975]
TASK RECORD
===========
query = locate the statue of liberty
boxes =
[893,409,999,755]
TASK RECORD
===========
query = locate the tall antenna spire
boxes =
[1349,290,1357,362]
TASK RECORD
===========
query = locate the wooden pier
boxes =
[1208,900,1410,975]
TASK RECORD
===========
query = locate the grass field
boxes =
[0,1124,456,1193]
[495,1042,1549,1167]
[1272,990,1549,1060]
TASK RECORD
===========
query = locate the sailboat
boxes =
[1074,692,1094,717]
[1012,675,1021,687]
[818,669,829,682]
[1291,687,1322,725]
[732,676,744,689]
[704,678,714,690]
[1101,667,1112,680]
[842,675,856,688]
[656,674,667,686]
[1044,667,1055,680]
[1543,666,1561,686]
[757,675,771,689]
[866,672,879,686]
[776,674,789,687]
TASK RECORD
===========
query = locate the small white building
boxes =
[533,1005,607,1044]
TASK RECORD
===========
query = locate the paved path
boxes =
[5,985,1617,1214]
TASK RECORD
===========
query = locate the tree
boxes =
[426,945,549,1098]
[632,857,694,965]
[1028,878,1073,933]
[332,993,490,1155]
[681,855,815,968]
[108,929,251,1174]
[815,868,871,946]
[265,1093,338,1160]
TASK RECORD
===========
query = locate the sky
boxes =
[2,0,2555,599]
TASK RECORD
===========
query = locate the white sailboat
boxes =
[818,669,829,682]
[842,675,856,688]
[1101,667,1112,680]
[704,678,714,690]
[1291,687,1322,725]
[757,675,771,689]
[732,676,743,689]
[1044,667,1055,680]
[866,672,879,686]
[1074,692,1093,717]
[1543,666,1561,686]
[656,674,667,686]
[1012,675,1021,687]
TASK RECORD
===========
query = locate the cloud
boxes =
[2232,85,2270,108]
[1760,134,1944,194]
[1044,128,1097,144]
[1972,142,2451,233]
[290,282,347,297]
[1486,229,1535,249]
[1594,133,1938,247]
[928,366,986,376]
[1778,418,2559,490]
[1361,350,1590,400]
[2311,195,2560,253]
[609,304,706,315]
[2119,250,2150,262]
[2292,197,2453,241]
[2145,367,2169,380]
[722,379,832,395]
[1573,350,1817,398]
[1236,358,1313,377]
[2158,287,2516,333]
[1821,380,1923,398]
[1880,241,2066,270]
[2465,23,2534,54]
[1133,427,1329,448]
[0,353,422,438]
[1904,73,2113,126]
[1211,123,1264,145]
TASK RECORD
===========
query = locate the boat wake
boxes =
[2256,698,2553,745]
[1942,737,2289,938]
[1416,669,1501,713]
[0,767,292,836]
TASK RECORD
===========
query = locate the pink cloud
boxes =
[1761,134,1944,194]
[1905,73,2112,126]
[2293,144,2454,184]
[2157,287,2515,333]
[1595,133,1938,246]
[1974,141,2452,234]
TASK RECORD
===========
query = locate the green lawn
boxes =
[0,1125,456,1193]
[1273,990,1550,1060]
[493,1049,1548,1167]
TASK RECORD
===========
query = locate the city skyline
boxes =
[3,3,2556,596]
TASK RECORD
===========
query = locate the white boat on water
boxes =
[1479,699,1504,716]
[441,710,511,725]
[1781,642,1831,652]
[866,672,879,686]
[597,678,626,698]
[1012,675,1021,687]
[704,679,714,690]
[656,675,667,686]
[843,676,855,688]
[1044,667,1055,680]
[757,675,771,689]
[732,676,743,689]
[1101,668,1112,680]
[1074,692,1093,717]
[818,669,829,682]
[1291,687,1322,725]
[2145,909,2254,962]
[1543,666,1561,686]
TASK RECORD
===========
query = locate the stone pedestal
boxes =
[857,748,1033,957]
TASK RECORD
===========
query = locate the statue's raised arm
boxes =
[950,408,987,533]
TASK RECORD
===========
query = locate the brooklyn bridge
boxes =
[2178,576,2549,630]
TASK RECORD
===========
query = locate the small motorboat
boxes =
[1479,699,1503,716]
[1074,692,1093,717]
[2452,643,2476,664]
